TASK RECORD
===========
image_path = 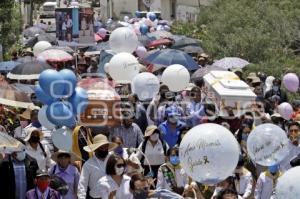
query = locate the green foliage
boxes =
[172,0,300,78]
[0,0,22,60]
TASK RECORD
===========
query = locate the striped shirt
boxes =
[13,160,27,199]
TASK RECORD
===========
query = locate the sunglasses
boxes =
[116,163,125,168]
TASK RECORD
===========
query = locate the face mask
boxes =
[115,166,125,176]
[273,86,279,92]
[20,120,28,128]
[168,116,178,124]
[114,146,123,156]
[133,189,149,199]
[36,180,50,193]
[170,155,180,165]
[242,133,249,142]
[29,135,40,143]
[150,133,159,141]
[268,165,279,174]
[16,151,26,161]
[95,150,108,159]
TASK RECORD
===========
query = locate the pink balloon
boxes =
[278,102,293,120]
[135,46,147,58]
[283,73,299,92]
[97,28,107,38]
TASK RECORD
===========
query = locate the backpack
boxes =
[50,165,69,196]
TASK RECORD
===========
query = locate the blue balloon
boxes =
[69,87,89,115]
[59,69,77,98]
[39,69,65,98]
[46,101,76,128]
[35,85,56,105]
[135,11,141,18]
[139,24,149,35]
[149,13,156,22]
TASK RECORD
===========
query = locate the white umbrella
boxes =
[0,132,24,153]
[212,57,250,69]
[37,49,73,62]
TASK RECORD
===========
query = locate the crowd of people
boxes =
[0,13,300,199]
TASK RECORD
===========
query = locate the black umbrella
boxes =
[24,34,58,48]
[7,61,52,80]
[191,65,226,81]
[47,46,75,54]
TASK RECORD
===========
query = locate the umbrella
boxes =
[0,61,21,72]
[147,31,173,40]
[143,49,200,71]
[84,43,111,56]
[37,49,74,62]
[23,26,45,38]
[10,83,35,94]
[170,35,201,48]
[37,34,57,45]
[191,65,226,81]
[0,84,38,109]
[138,35,155,47]
[17,56,35,63]
[7,61,52,80]
[177,45,204,54]
[0,132,25,153]
[148,38,173,48]
[47,46,74,54]
[212,57,250,69]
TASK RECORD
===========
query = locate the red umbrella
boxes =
[148,38,173,48]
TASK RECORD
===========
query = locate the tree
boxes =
[0,0,22,59]
[172,0,300,77]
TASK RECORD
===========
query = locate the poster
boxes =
[55,8,94,45]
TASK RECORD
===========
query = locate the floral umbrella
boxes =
[37,49,74,62]
[212,57,250,69]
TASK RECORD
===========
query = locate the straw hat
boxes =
[144,125,160,137]
[24,127,44,142]
[271,113,283,120]
[251,77,261,84]
[18,108,31,120]
[83,134,117,153]
[51,150,78,163]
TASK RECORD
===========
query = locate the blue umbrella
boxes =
[0,61,21,72]
[143,49,199,71]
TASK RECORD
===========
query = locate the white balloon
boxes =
[33,41,52,57]
[108,52,140,83]
[51,127,72,151]
[131,72,160,101]
[247,123,289,166]
[38,105,56,130]
[161,64,190,92]
[278,102,293,120]
[109,27,139,53]
[179,123,240,185]
[276,166,300,199]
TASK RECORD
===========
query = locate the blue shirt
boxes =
[159,121,185,148]
[13,160,27,199]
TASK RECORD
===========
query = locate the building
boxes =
[98,0,214,21]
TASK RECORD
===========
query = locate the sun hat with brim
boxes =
[51,150,78,163]
[246,72,257,80]
[184,83,197,91]
[144,125,160,137]
[24,127,44,142]
[271,113,283,119]
[18,108,31,120]
[251,77,261,84]
[83,134,117,153]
